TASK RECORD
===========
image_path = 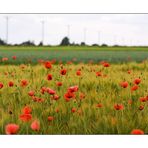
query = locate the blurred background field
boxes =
[0,46,148,64]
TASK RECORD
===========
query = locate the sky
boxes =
[0,14,148,46]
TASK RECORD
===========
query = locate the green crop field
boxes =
[0,46,148,64]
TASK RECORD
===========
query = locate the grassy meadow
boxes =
[0,46,148,134]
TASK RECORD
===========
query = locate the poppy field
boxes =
[0,50,148,135]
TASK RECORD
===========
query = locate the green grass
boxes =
[0,46,148,64]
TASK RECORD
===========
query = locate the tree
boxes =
[101,43,108,47]
[80,42,86,46]
[38,41,43,46]
[60,37,70,46]
[0,38,6,45]
[20,40,35,46]
[92,44,99,46]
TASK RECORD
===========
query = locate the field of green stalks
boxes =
[1,46,148,64]
[0,57,148,134]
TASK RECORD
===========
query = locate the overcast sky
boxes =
[0,14,148,46]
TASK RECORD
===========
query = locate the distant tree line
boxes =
[59,37,109,47]
[0,37,143,47]
[0,37,110,47]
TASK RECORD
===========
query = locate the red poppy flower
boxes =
[103,62,110,67]
[64,92,75,102]
[36,98,45,103]
[48,116,54,121]
[114,104,124,110]
[131,85,138,91]
[31,96,38,102]
[22,106,32,114]
[2,57,8,62]
[53,94,60,101]
[139,105,144,110]
[56,82,62,86]
[41,87,47,94]
[55,108,60,113]
[19,114,32,122]
[127,70,131,74]
[47,88,56,95]
[60,69,67,75]
[139,97,147,102]
[80,92,85,100]
[76,70,81,76]
[12,56,17,60]
[8,81,14,87]
[71,107,77,113]
[31,120,40,131]
[0,82,4,89]
[96,71,102,77]
[31,96,44,103]
[44,61,52,69]
[68,85,79,93]
[96,103,103,108]
[134,78,141,85]
[120,81,128,88]
[131,129,144,135]
[47,74,52,81]
[5,123,19,135]
[28,90,35,97]
[20,80,28,87]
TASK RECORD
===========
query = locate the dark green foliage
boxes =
[60,37,70,46]
[20,40,35,46]
[0,38,6,45]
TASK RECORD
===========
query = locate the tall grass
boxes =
[0,61,148,134]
